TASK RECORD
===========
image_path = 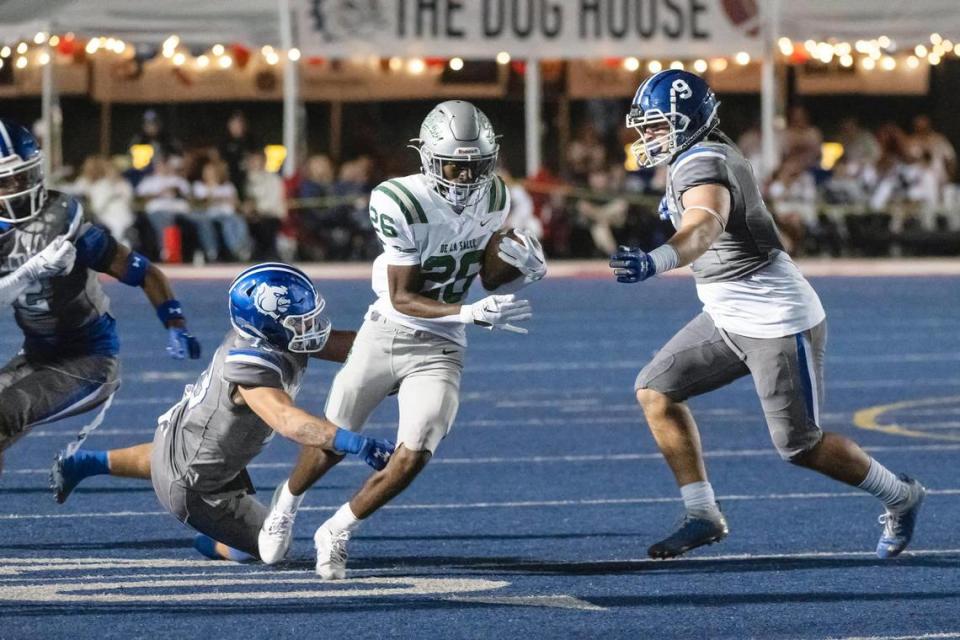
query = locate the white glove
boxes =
[498,230,547,283]
[22,237,76,281]
[459,294,533,334]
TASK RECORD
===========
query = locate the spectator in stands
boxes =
[566,124,607,184]
[767,157,817,255]
[837,117,881,168]
[220,111,261,200]
[332,157,375,261]
[130,109,181,162]
[73,156,136,245]
[575,167,628,255]
[909,114,956,192]
[136,154,192,261]
[243,150,286,260]
[782,105,822,170]
[737,121,769,180]
[296,154,337,259]
[869,123,911,213]
[193,160,250,262]
[500,166,543,239]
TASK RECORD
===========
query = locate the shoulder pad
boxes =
[372,178,429,225]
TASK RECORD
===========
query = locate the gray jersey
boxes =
[157,330,308,493]
[664,140,784,283]
[0,191,116,358]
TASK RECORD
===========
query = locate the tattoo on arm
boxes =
[290,420,335,449]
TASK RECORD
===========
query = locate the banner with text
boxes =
[297,0,764,59]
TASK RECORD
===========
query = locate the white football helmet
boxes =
[412,100,499,210]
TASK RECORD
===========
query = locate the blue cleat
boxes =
[876,474,925,559]
[49,448,110,504]
[50,451,81,504]
[648,511,729,559]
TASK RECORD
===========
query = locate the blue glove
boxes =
[609,246,656,284]
[358,438,395,471]
[657,195,672,221]
[166,327,202,360]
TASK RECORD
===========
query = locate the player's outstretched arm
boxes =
[102,244,201,360]
[238,386,394,470]
[610,183,730,283]
[668,184,731,266]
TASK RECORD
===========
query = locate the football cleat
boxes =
[314,524,350,580]
[648,511,729,559]
[876,474,926,559]
[258,484,299,565]
[50,451,80,504]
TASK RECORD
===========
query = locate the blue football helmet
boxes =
[626,70,720,168]
[0,119,47,234]
[228,263,332,353]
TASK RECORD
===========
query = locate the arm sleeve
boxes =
[223,348,288,389]
[369,188,420,266]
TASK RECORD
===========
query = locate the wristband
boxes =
[648,244,680,276]
[157,299,185,326]
[333,428,364,455]
[119,251,150,287]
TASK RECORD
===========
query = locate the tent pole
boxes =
[41,34,54,178]
[279,0,299,178]
[99,98,112,156]
[524,57,541,178]
[330,100,342,163]
[760,0,780,180]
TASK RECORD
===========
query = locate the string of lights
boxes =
[0,31,957,74]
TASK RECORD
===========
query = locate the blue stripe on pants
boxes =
[795,333,815,423]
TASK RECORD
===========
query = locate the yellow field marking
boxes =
[853,395,960,442]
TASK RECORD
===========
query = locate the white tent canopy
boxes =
[0,0,280,46]
[3,0,956,51]
[1,0,958,178]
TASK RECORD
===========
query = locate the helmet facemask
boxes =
[283,296,332,353]
[416,142,499,210]
[0,153,47,227]
[626,102,719,168]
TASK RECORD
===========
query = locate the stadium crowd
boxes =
[55,105,960,263]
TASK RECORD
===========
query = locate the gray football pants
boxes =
[636,312,826,460]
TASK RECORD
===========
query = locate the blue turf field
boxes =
[1,273,959,640]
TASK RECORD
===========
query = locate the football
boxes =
[481,228,523,290]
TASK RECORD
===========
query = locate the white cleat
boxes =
[314,524,350,580]
[258,485,298,565]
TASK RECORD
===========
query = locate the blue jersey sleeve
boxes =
[67,199,117,272]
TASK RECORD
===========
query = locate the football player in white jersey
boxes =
[259,101,547,576]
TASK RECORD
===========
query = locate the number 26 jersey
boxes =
[367,173,510,346]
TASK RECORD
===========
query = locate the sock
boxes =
[275,480,304,514]
[858,458,910,510]
[680,481,721,518]
[69,449,111,479]
[193,534,254,562]
[326,502,361,533]
[333,428,364,455]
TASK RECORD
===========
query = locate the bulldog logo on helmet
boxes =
[253,283,292,319]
